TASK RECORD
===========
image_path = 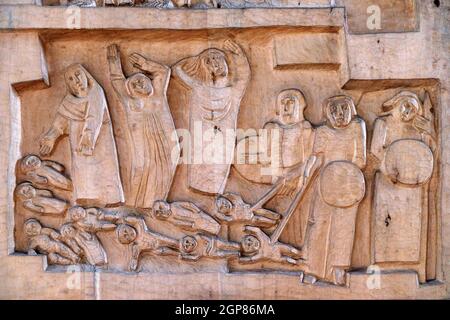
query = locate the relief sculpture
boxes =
[11,26,441,292]
[116,215,180,271]
[24,219,81,265]
[371,91,436,283]
[108,44,179,209]
[152,200,221,235]
[19,155,72,191]
[15,182,69,215]
[299,95,367,285]
[172,39,250,195]
[40,64,124,207]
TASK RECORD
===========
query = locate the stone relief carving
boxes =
[107,44,179,209]
[235,89,314,185]
[116,215,180,271]
[299,95,367,286]
[179,234,240,261]
[40,64,124,207]
[12,31,440,289]
[15,182,69,215]
[240,226,302,265]
[172,39,250,194]
[213,193,281,228]
[60,222,108,266]
[19,155,72,191]
[152,200,221,235]
[371,91,436,283]
[24,219,81,265]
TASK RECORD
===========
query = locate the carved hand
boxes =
[107,44,120,61]
[39,137,55,156]
[78,132,94,156]
[129,53,148,70]
[223,39,243,55]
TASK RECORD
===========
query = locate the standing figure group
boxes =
[16,35,436,287]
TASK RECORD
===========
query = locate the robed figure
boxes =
[40,64,124,207]
[107,45,180,209]
[171,39,250,195]
[301,95,367,285]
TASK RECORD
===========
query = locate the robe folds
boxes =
[55,78,124,206]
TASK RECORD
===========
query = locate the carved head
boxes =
[241,235,260,256]
[60,223,77,239]
[325,95,356,129]
[67,206,87,222]
[64,64,91,98]
[15,182,37,200]
[181,235,198,253]
[276,89,307,126]
[152,200,171,220]
[215,196,233,215]
[117,224,137,244]
[20,155,42,173]
[202,49,228,78]
[24,219,42,237]
[383,91,422,122]
[126,73,153,98]
[183,48,229,84]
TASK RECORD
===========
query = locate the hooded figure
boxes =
[370,91,435,283]
[40,64,124,207]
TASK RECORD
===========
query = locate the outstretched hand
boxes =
[39,137,55,156]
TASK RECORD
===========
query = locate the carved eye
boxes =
[69,76,73,81]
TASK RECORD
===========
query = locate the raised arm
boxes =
[129,53,171,95]
[107,44,128,97]
[223,39,251,91]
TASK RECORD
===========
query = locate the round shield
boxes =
[320,161,365,208]
[384,139,434,186]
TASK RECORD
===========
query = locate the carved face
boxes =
[24,219,42,237]
[153,200,171,219]
[21,155,41,173]
[203,50,228,78]
[127,73,153,98]
[326,97,353,128]
[181,236,198,253]
[216,196,232,215]
[60,224,76,238]
[16,183,36,199]
[398,98,419,122]
[278,96,298,125]
[117,224,137,245]
[65,66,89,98]
[241,235,260,255]
[68,206,87,222]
